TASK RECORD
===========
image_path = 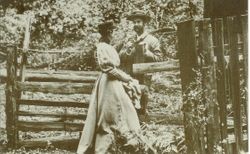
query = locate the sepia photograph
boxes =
[0,0,248,153]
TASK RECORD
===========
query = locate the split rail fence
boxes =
[5,45,98,149]
[4,47,179,149]
[3,14,180,149]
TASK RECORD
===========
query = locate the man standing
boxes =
[118,10,162,116]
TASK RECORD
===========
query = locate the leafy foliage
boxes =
[0,0,204,69]
[182,69,207,127]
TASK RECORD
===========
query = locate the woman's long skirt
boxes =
[77,73,140,154]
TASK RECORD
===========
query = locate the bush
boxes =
[0,0,204,69]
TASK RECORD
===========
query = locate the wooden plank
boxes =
[17,111,87,120]
[0,69,100,82]
[17,136,80,150]
[17,99,89,108]
[0,51,7,56]
[222,55,243,63]
[23,49,81,53]
[132,61,179,74]
[177,20,199,154]
[24,73,97,82]
[16,82,94,94]
[213,18,229,151]
[5,45,18,148]
[223,17,230,55]
[198,19,214,154]
[177,20,198,90]
[227,16,243,153]
[27,70,100,76]
[0,69,100,77]
[197,21,206,154]
[19,54,27,82]
[241,15,248,134]
[200,19,221,153]
[227,134,248,144]
[227,134,248,153]
[20,15,31,83]
[204,0,247,18]
[133,44,145,83]
[227,124,247,134]
[134,42,145,63]
[241,15,248,86]
[17,121,84,132]
[17,82,145,95]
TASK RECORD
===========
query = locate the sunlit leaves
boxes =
[0,0,203,69]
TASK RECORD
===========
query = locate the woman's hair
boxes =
[98,21,114,43]
[99,28,112,43]
[99,28,113,43]
[98,21,114,35]
[98,28,112,37]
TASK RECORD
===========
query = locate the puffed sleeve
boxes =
[146,36,162,62]
[96,45,133,83]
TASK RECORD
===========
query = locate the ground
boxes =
[0,69,184,153]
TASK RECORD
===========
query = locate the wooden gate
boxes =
[5,45,99,149]
[4,43,179,149]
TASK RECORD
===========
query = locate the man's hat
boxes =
[127,10,151,22]
[98,21,115,31]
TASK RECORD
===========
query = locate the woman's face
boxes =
[106,28,113,40]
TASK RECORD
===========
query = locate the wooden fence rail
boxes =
[5,47,91,148]
[177,15,248,153]
[5,43,180,149]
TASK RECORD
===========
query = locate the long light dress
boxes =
[77,42,141,154]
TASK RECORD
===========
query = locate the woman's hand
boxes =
[128,79,141,95]
[129,78,139,84]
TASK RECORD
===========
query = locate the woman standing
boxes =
[77,21,141,154]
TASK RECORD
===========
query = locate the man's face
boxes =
[133,18,145,34]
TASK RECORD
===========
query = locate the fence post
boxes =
[20,14,31,82]
[213,18,229,152]
[241,14,248,131]
[200,19,221,153]
[5,44,18,148]
[227,16,242,153]
[177,20,200,153]
[197,20,208,154]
